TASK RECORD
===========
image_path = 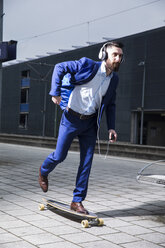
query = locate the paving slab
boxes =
[0,142,165,247]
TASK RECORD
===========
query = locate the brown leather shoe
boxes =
[70,202,89,215]
[38,166,48,192]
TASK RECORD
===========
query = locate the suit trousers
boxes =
[41,109,97,202]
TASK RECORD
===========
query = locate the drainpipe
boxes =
[138,61,146,145]
[0,0,4,132]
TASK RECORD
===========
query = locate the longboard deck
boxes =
[42,198,97,219]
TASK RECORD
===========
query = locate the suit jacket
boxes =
[49,57,119,130]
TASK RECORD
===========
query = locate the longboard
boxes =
[39,198,104,228]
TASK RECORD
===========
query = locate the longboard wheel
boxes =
[81,220,89,228]
[98,218,104,226]
[39,204,45,211]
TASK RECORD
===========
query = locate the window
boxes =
[19,114,28,129]
[19,70,30,129]
[22,70,30,78]
[21,70,30,88]
[21,88,29,103]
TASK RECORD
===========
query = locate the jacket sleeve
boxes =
[105,90,117,130]
[105,75,119,130]
[49,57,87,96]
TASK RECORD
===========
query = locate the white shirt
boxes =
[68,62,113,115]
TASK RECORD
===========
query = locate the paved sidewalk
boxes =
[0,143,165,248]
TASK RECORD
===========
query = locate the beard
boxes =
[111,62,120,72]
[106,61,120,73]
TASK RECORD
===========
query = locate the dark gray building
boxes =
[0,27,165,146]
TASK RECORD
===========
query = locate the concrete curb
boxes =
[0,133,165,160]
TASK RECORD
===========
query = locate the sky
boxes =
[2,0,165,63]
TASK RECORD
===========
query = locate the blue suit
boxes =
[41,57,119,202]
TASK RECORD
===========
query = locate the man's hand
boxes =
[109,129,117,143]
[52,96,62,105]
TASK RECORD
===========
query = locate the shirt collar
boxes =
[100,62,113,78]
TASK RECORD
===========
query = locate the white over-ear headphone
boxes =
[98,42,110,61]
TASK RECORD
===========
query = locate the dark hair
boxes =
[106,41,124,49]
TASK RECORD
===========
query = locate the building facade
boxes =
[0,27,165,146]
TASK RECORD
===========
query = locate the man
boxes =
[39,41,124,214]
